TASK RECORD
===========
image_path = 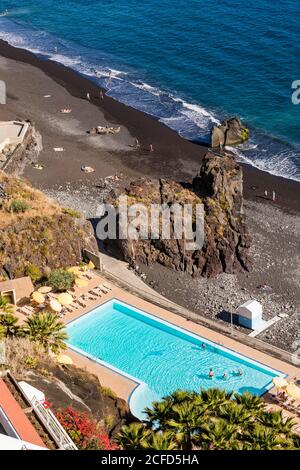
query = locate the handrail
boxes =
[31,397,77,450]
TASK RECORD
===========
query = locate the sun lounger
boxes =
[102,283,112,291]
[17,307,31,317]
[100,287,109,294]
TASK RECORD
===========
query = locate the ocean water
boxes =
[67,300,284,418]
[0,1,300,181]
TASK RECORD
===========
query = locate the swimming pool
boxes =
[67,299,285,419]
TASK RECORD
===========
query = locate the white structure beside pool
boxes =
[237,300,264,330]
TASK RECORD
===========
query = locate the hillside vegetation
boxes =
[0,171,97,281]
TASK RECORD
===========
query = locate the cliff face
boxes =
[107,152,252,278]
[0,171,98,280]
[24,364,131,436]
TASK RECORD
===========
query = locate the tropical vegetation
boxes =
[117,388,299,450]
[48,269,75,292]
[0,313,22,337]
[23,311,68,353]
[0,311,67,354]
[56,406,118,450]
[0,295,14,314]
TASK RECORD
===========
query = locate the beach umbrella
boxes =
[49,298,62,313]
[56,354,73,365]
[67,266,82,275]
[286,383,300,400]
[31,291,45,305]
[88,260,95,270]
[75,278,89,287]
[38,286,52,294]
[272,377,288,389]
[57,293,73,306]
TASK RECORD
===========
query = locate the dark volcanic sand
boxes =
[0,40,299,353]
[0,38,300,213]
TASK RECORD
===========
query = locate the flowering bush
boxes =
[55,406,118,450]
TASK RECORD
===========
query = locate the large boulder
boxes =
[211,117,249,148]
[105,151,252,278]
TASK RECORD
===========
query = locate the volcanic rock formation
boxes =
[105,151,252,278]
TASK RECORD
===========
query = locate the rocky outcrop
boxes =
[24,365,131,436]
[0,171,98,280]
[106,151,252,278]
[211,117,249,148]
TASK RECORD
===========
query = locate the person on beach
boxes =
[87,92,90,101]
[100,90,104,100]
[208,368,214,379]
[149,144,154,152]
[135,138,140,149]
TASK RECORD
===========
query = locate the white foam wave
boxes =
[227,145,300,182]
[131,81,162,97]
[0,16,299,182]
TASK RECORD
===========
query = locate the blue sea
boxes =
[0,1,300,181]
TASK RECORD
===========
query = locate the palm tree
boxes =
[169,390,196,404]
[244,424,287,450]
[116,423,151,450]
[0,313,21,337]
[165,401,205,450]
[257,410,295,435]
[144,398,173,431]
[197,388,233,413]
[117,388,298,451]
[196,419,239,450]
[0,295,13,315]
[234,391,265,415]
[143,431,177,450]
[292,433,300,449]
[23,311,67,353]
[219,402,252,426]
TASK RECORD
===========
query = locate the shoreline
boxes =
[0,42,299,354]
[0,38,299,213]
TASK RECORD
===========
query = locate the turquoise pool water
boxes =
[67,300,284,418]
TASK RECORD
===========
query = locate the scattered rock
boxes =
[211,117,249,148]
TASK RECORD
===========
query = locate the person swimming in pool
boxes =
[236,368,243,376]
[208,368,214,379]
[223,372,228,380]
[201,343,206,349]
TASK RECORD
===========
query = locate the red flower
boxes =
[55,406,118,450]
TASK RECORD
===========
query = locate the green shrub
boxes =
[9,199,30,213]
[48,269,74,292]
[24,355,37,369]
[101,386,117,399]
[62,207,81,218]
[26,263,42,283]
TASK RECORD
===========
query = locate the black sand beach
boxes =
[0,38,300,213]
[0,39,299,353]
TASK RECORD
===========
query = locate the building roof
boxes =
[237,299,263,319]
[0,277,34,303]
[0,378,46,448]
